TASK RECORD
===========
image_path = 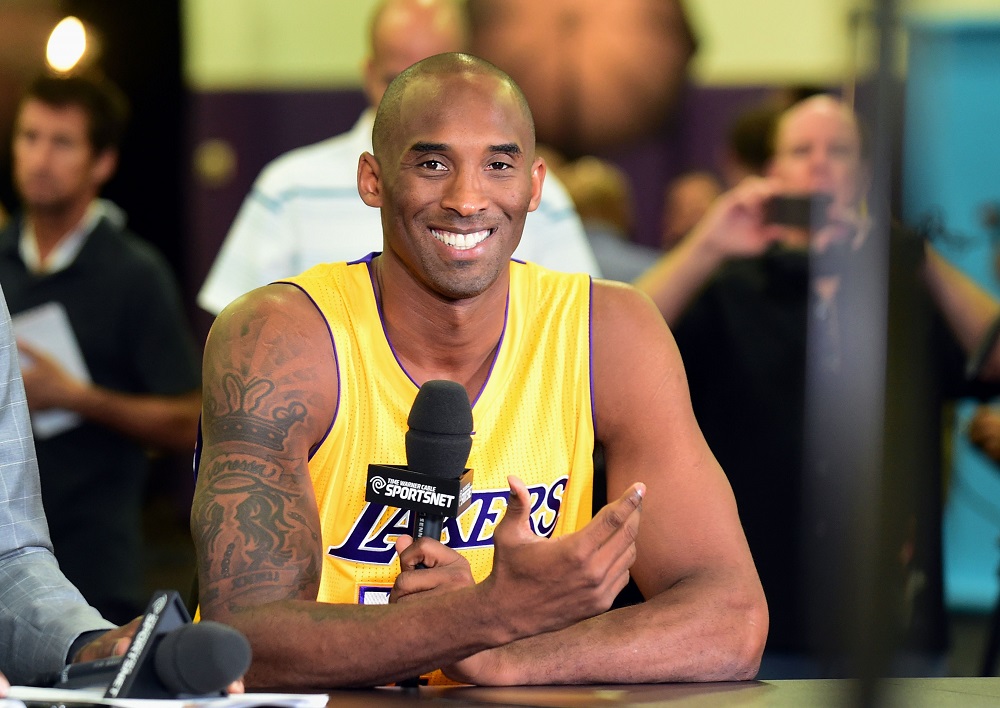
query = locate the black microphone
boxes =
[37,621,251,697]
[404,379,474,541]
[365,380,475,548]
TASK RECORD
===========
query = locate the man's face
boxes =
[13,99,110,215]
[768,98,865,210]
[367,72,543,300]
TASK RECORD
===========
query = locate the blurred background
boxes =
[2,0,1000,676]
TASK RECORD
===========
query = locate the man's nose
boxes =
[810,148,834,172]
[441,167,488,216]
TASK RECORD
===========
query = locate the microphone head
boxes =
[153,621,251,695]
[405,379,473,479]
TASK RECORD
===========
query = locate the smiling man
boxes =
[192,53,766,689]
[197,0,600,318]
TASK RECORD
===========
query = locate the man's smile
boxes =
[430,227,494,251]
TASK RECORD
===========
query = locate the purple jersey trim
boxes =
[193,416,204,481]
[368,256,507,412]
[275,280,340,460]
[350,252,379,266]
[588,277,597,439]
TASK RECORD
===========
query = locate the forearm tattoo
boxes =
[195,370,321,612]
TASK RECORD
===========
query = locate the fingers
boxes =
[14,339,40,369]
[491,475,535,547]
[227,679,245,694]
[74,616,142,663]
[15,339,38,357]
[506,475,529,514]
[0,670,9,697]
[586,483,644,581]
[392,537,474,603]
[593,483,645,548]
[394,534,415,562]
[390,562,473,603]
[396,535,457,572]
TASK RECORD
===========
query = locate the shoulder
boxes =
[213,282,324,340]
[206,283,336,389]
[202,284,338,454]
[253,131,366,193]
[590,280,686,408]
[591,279,669,338]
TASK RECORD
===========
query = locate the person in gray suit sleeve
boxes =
[0,282,134,689]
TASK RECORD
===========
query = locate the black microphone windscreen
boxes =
[405,380,473,479]
[407,380,473,434]
[153,621,251,695]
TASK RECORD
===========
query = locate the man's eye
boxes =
[487,161,512,171]
[419,160,446,170]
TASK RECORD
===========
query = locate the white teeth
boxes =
[431,228,490,250]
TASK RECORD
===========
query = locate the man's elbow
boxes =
[709,579,768,682]
[730,591,769,681]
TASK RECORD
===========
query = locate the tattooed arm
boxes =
[192,284,643,689]
[192,285,498,688]
[193,284,437,688]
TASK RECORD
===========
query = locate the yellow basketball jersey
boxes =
[283,257,595,609]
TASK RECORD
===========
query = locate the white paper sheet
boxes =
[8,686,329,708]
[10,301,92,439]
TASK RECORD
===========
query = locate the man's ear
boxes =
[528,157,546,212]
[92,149,117,188]
[357,152,383,208]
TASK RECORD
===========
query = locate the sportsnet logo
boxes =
[328,477,568,565]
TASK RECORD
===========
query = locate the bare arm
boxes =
[193,285,471,688]
[444,283,768,685]
[16,341,200,452]
[922,244,1000,380]
[193,286,645,689]
[635,177,783,326]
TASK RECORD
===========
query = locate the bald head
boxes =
[372,52,535,162]
[773,96,862,154]
[363,0,470,107]
[768,95,867,209]
[356,53,545,302]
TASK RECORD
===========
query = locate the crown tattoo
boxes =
[208,373,307,450]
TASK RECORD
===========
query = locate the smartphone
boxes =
[763,193,833,229]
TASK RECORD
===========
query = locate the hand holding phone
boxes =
[763,193,833,230]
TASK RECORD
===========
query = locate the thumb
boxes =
[395,533,415,551]
[495,475,533,544]
[15,339,40,360]
[395,533,415,557]
[505,475,529,517]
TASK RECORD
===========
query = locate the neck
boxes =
[28,200,92,261]
[373,255,508,398]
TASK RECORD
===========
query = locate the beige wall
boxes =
[182,0,1000,91]
[183,0,379,89]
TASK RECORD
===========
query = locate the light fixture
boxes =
[46,16,90,73]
